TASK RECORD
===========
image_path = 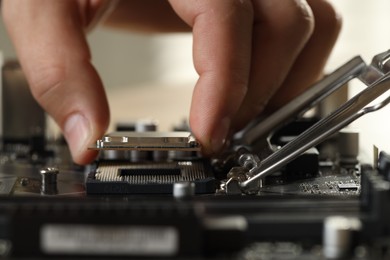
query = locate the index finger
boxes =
[168,0,254,155]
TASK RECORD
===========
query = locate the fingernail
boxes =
[211,117,230,154]
[64,113,90,157]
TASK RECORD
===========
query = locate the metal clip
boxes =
[230,50,390,193]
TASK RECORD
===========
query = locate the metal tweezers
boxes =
[235,50,390,193]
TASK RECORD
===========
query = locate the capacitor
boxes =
[1,61,46,146]
[130,119,158,162]
[135,119,157,132]
[378,151,390,181]
[173,182,195,199]
[323,216,361,259]
[338,129,359,166]
[40,167,59,195]
[115,122,136,132]
[101,149,128,160]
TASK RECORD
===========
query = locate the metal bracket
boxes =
[226,50,390,194]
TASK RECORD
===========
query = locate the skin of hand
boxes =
[1,0,341,165]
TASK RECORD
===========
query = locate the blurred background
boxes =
[0,0,390,162]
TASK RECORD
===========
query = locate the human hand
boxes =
[2,0,110,164]
[1,0,341,164]
[165,0,341,155]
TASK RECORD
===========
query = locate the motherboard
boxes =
[1,51,390,259]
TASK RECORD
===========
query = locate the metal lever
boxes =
[238,50,390,193]
[235,56,366,147]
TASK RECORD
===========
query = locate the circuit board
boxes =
[3,54,390,259]
[0,119,376,259]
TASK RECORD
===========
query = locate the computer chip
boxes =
[337,183,359,191]
[90,131,200,151]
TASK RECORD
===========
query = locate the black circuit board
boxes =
[259,168,360,196]
[0,144,361,197]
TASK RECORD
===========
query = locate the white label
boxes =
[41,224,178,256]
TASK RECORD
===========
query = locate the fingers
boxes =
[232,0,315,130]
[2,0,110,164]
[169,0,318,155]
[265,0,342,112]
[168,0,254,155]
[105,0,190,32]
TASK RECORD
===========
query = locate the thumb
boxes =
[2,0,109,164]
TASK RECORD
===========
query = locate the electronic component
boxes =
[91,131,200,151]
[337,183,359,191]
[323,216,362,259]
[1,60,45,144]
[1,51,390,259]
[86,159,216,194]
[338,129,359,166]
[87,130,207,194]
[221,50,390,194]
[173,182,195,199]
